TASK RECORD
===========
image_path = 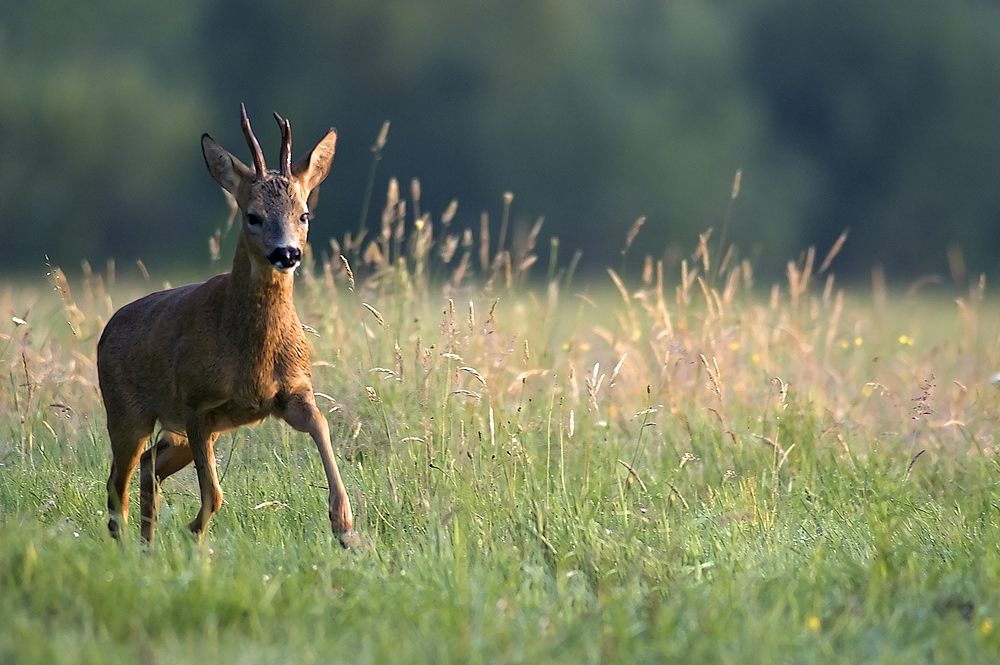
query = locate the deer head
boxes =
[201,104,337,274]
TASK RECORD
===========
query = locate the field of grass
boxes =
[2,206,1000,663]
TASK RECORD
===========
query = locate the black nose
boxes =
[268,247,302,269]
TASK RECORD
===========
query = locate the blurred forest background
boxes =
[4,0,1000,282]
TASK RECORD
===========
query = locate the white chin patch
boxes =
[271,262,299,273]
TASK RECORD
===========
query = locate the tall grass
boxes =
[2,180,999,663]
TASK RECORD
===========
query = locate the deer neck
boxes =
[224,238,300,343]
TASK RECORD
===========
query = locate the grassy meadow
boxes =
[2,197,1000,663]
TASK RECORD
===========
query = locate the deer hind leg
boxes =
[106,415,153,540]
[186,418,222,539]
[281,391,357,548]
[140,430,194,544]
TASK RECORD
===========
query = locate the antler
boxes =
[273,112,293,178]
[240,103,267,178]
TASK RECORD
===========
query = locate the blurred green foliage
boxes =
[4,0,1000,279]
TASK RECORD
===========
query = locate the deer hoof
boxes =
[337,530,361,549]
[187,521,207,541]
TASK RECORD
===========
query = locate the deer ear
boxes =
[202,134,253,195]
[306,185,321,211]
[292,129,337,193]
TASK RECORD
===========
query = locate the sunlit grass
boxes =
[2,185,1000,663]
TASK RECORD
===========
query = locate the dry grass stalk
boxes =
[818,230,849,274]
[340,255,356,292]
[622,216,646,257]
[821,274,835,304]
[586,362,605,413]
[786,261,800,307]
[411,178,422,219]
[699,353,724,401]
[695,229,713,273]
[696,277,722,323]
[678,259,697,307]
[458,366,487,387]
[479,212,491,272]
[362,303,386,328]
[452,252,470,287]
[495,192,514,266]
[607,268,630,306]
[47,265,84,337]
[442,199,458,226]
[381,178,398,244]
[654,260,673,337]
[609,353,628,389]
[730,168,742,200]
[718,245,736,278]
[440,235,460,264]
[373,121,390,153]
[721,267,741,307]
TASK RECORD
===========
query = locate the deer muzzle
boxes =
[267,247,302,271]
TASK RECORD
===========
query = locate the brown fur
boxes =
[97,106,355,546]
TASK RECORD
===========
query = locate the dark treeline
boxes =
[5,0,1000,281]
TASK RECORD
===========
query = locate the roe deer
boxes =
[97,104,357,547]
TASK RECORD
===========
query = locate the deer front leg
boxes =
[185,417,222,539]
[281,391,357,548]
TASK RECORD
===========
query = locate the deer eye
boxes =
[300,212,313,224]
[247,213,264,226]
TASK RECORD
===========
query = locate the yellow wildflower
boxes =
[807,616,822,632]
